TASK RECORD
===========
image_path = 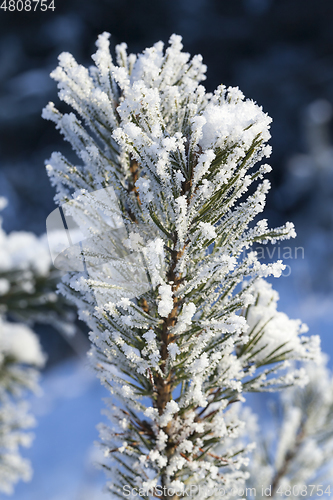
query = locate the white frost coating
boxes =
[175,195,188,245]
[173,302,196,334]
[199,221,217,240]
[159,400,179,427]
[43,32,323,500]
[142,329,161,370]
[149,449,168,468]
[135,177,154,203]
[0,400,34,495]
[144,406,159,421]
[192,149,215,185]
[141,237,165,287]
[0,318,45,494]
[123,231,145,251]
[0,201,74,494]
[158,284,173,317]
[156,429,168,451]
[200,94,272,151]
[0,227,52,277]
[244,279,320,364]
[167,342,180,360]
[0,318,46,367]
[189,352,209,375]
[0,197,71,329]
[247,353,333,495]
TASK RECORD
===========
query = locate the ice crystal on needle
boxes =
[43,33,321,498]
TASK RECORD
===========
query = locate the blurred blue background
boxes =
[0,0,333,498]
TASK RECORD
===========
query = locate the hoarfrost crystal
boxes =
[44,33,321,498]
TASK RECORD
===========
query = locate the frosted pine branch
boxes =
[246,353,333,499]
[0,197,75,334]
[43,33,321,499]
[0,317,46,495]
[0,198,77,494]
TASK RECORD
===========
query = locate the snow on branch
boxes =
[43,34,322,499]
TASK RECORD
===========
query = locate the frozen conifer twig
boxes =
[0,197,77,494]
[246,353,333,499]
[0,317,46,495]
[0,197,75,335]
[43,34,321,498]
